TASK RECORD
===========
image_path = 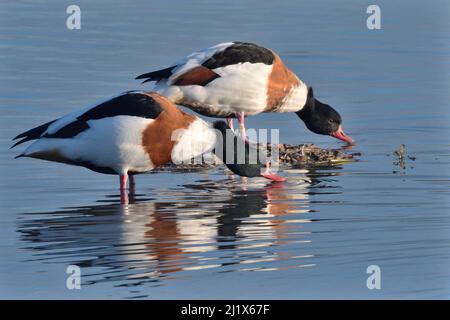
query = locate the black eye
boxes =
[328,119,334,124]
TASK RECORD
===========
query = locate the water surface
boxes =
[0,0,449,299]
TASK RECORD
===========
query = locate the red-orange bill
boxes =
[331,125,354,144]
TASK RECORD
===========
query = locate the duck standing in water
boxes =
[136,41,353,144]
[12,91,284,204]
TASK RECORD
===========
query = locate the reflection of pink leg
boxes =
[129,174,136,195]
[227,118,234,132]
[237,112,246,140]
[119,174,129,204]
[240,176,248,190]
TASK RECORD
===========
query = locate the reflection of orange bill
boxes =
[261,170,286,182]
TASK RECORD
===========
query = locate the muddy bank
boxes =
[158,143,359,172]
[264,143,358,166]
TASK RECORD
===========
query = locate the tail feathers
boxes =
[135,66,176,84]
[11,119,57,148]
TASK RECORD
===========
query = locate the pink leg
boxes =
[237,112,246,140]
[119,174,129,204]
[227,118,234,132]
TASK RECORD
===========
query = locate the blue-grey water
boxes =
[0,0,449,299]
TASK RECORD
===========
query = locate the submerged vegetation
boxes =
[392,144,416,173]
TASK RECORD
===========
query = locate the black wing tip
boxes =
[14,153,25,159]
[135,73,155,84]
[12,132,26,141]
[10,137,30,149]
[141,78,154,84]
[11,119,57,146]
[135,73,150,80]
[135,66,176,82]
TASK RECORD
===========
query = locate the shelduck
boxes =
[136,41,353,144]
[12,91,284,204]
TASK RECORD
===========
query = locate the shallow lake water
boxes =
[0,1,449,299]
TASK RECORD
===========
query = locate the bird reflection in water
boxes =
[18,169,333,287]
